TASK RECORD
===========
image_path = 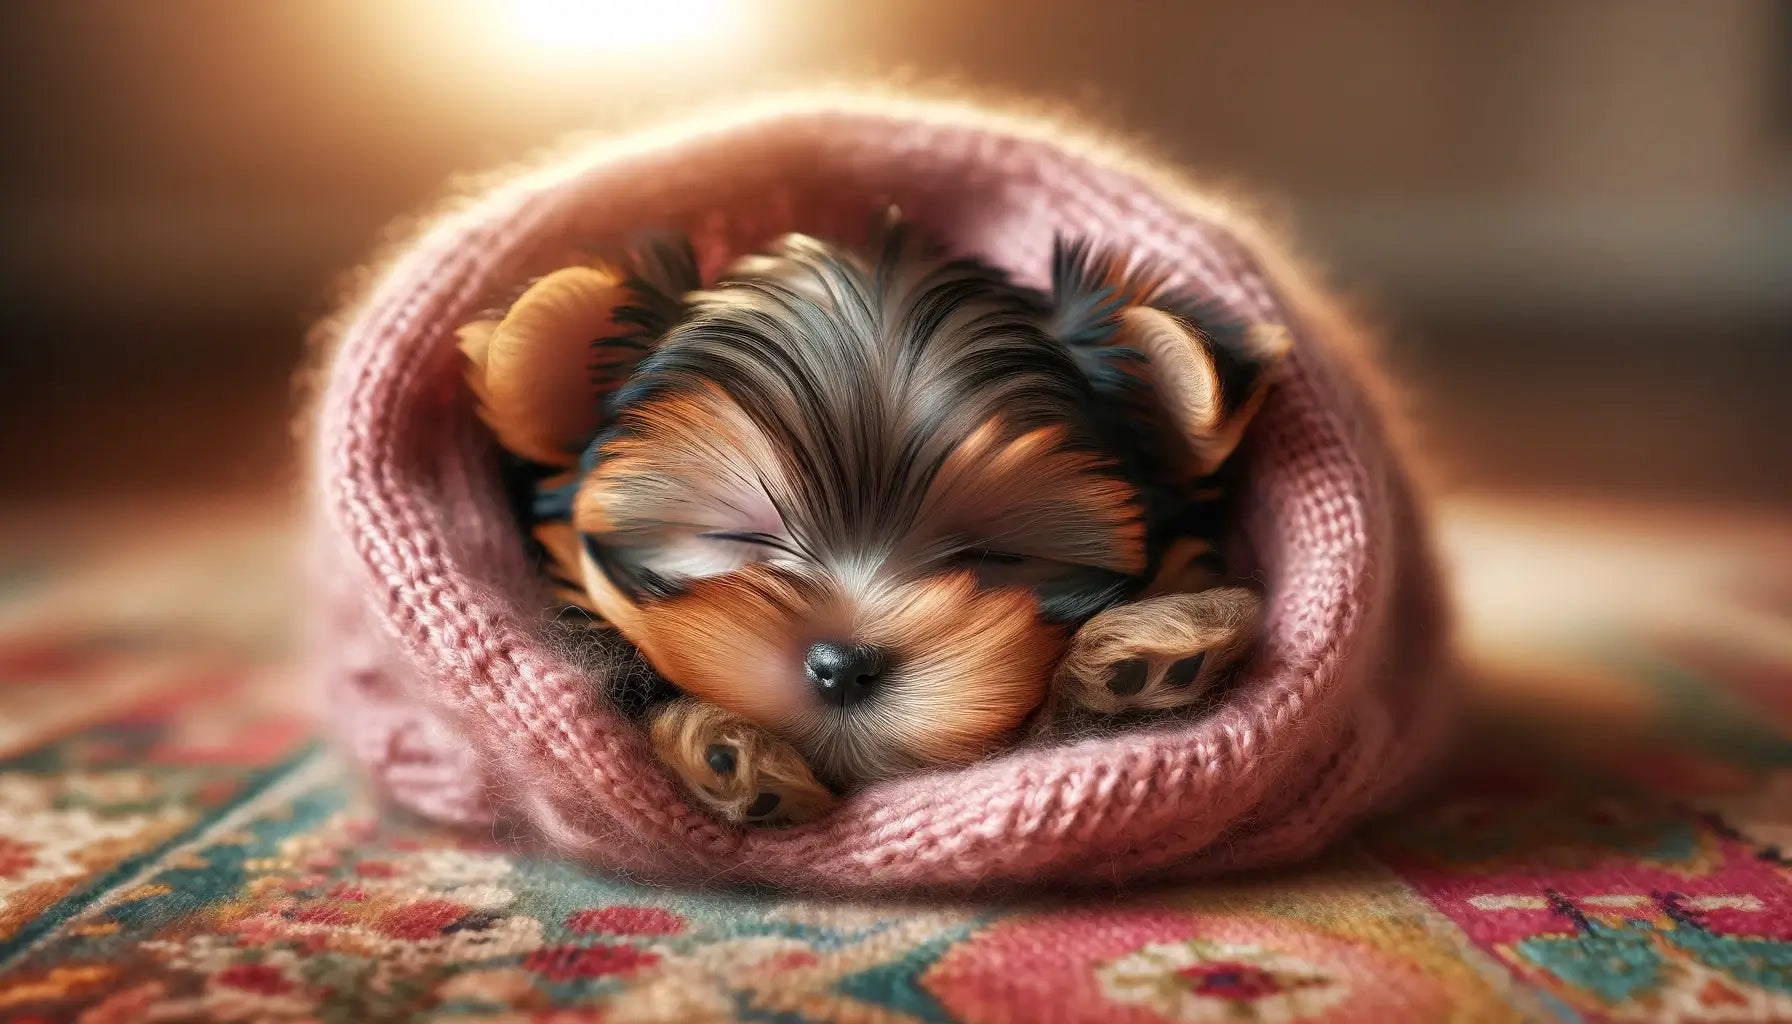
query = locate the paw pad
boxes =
[704,744,738,776]
[650,702,838,828]
[745,792,782,819]
[1164,653,1206,689]
[1054,588,1261,717]
[1106,658,1149,697]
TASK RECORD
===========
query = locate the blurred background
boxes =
[1,0,1787,510]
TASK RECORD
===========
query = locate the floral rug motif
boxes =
[0,504,1787,1022]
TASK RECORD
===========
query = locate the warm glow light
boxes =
[502,0,738,54]
[365,0,760,114]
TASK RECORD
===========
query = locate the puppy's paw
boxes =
[648,700,836,827]
[1053,586,1261,716]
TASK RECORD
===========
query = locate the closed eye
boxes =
[599,531,800,592]
[946,548,1029,568]
[699,531,800,559]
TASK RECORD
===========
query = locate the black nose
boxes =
[804,641,887,707]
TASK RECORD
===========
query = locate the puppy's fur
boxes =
[461,218,1287,825]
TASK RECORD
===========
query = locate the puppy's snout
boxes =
[804,641,887,708]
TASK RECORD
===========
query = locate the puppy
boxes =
[458,218,1287,825]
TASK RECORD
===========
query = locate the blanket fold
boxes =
[307,95,1453,894]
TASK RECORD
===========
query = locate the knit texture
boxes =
[306,95,1454,895]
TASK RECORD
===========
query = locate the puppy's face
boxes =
[574,235,1150,788]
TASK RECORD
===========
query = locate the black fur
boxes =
[585,223,1177,621]
[541,217,1248,630]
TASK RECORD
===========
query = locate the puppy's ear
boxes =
[1109,304,1290,478]
[459,265,626,469]
[458,233,701,469]
[1049,236,1291,479]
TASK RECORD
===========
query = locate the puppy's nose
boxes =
[804,641,886,707]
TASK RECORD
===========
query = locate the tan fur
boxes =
[919,420,1146,574]
[648,698,835,826]
[618,562,1061,786]
[1051,586,1261,717]
[846,571,1065,771]
[1114,307,1290,480]
[575,384,791,541]
[461,265,627,468]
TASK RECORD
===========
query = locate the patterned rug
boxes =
[0,499,1787,1023]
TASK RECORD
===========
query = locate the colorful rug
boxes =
[0,500,1787,1023]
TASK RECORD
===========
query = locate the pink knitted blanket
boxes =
[307,95,1453,894]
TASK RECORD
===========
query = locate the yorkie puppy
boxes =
[458,216,1288,826]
